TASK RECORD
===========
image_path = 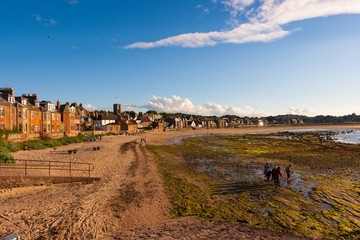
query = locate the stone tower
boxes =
[113,103,121,115]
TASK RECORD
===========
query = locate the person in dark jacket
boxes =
[263,163,270,179]
[273,166,283,188]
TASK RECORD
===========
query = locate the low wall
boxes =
[81,130,107,135]
[7,133,39,142]
[7,133,65,141]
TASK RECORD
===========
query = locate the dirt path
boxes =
[0,136,170,239]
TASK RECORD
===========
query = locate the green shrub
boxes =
[0,146,14,163]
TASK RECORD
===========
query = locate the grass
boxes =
[147,131,360,239]
[0,134,96,163]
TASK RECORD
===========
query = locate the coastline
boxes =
[0,124,359,239]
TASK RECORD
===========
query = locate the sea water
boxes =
[332,130,360,144]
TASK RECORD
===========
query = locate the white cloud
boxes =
[33,14,42,22]
[124,0,360,49]
[288,107,317,116]
[67,0,79,5]
[143,95,266,117]
[125,23,289,49]
[83,104,97,111]
[32,14,57,27]
[48,19,57,27]
[221,0,255,17]
[196,4,210,15]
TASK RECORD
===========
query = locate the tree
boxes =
[146,110,158,115]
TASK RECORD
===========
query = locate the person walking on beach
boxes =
[286,164,292,183]
[263,163,270,180]
[273,166,283,189]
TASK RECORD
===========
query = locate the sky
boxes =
[1,0,360,117]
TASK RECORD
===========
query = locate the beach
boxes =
[1,125,359,239]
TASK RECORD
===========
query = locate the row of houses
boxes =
[0,88,86,140]
[0,87,306,141]
[0,88,159,140]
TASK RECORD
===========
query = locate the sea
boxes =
[332,130,360,144]
[166,128,360,145]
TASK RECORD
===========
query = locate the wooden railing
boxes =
[0,159,94,177]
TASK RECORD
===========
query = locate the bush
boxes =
[0,146,14,163]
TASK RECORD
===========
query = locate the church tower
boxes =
[113,103,121,115]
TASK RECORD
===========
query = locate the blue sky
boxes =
[1,0,360,117]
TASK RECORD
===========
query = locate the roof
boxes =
[0,97,11,106]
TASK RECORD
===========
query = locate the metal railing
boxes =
[0,159,94,177]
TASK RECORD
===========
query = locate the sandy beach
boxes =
[1,125,359,239]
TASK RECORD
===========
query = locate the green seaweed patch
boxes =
[147,132,360,239]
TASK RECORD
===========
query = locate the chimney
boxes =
[0,88,14,96]
[57,100,61,110]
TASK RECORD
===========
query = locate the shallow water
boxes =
[332,130,360,144]
[166,128,360,144]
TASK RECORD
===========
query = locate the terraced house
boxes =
[0,87,81,140]
[0,88,17,131]
[0,97,11,130]
[58,102,81,137]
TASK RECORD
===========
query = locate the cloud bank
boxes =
[125,0,360,49]
[87,96,321,117]
[143,95,266,117]
[288,106,317,116]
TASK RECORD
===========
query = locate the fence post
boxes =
[49,161,51,176]
[69,160,72,177]
[25,160,27,176]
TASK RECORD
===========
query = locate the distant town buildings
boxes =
[0,87,310,141]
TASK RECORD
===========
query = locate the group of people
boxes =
[263,163,292,188]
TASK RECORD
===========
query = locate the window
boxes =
[31,111,34,119]
[23,109,27,119]
[48,103,56,111]
[35,125,39,133]
[24,123,28,133]
[52,113,55,120]
[43,124,46,132]
[18,110,22,118]
[52,125,54,132]
[43,112,46,120]
[0,108,4,118]
[47,124,50,132]
[31,125,34,133]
